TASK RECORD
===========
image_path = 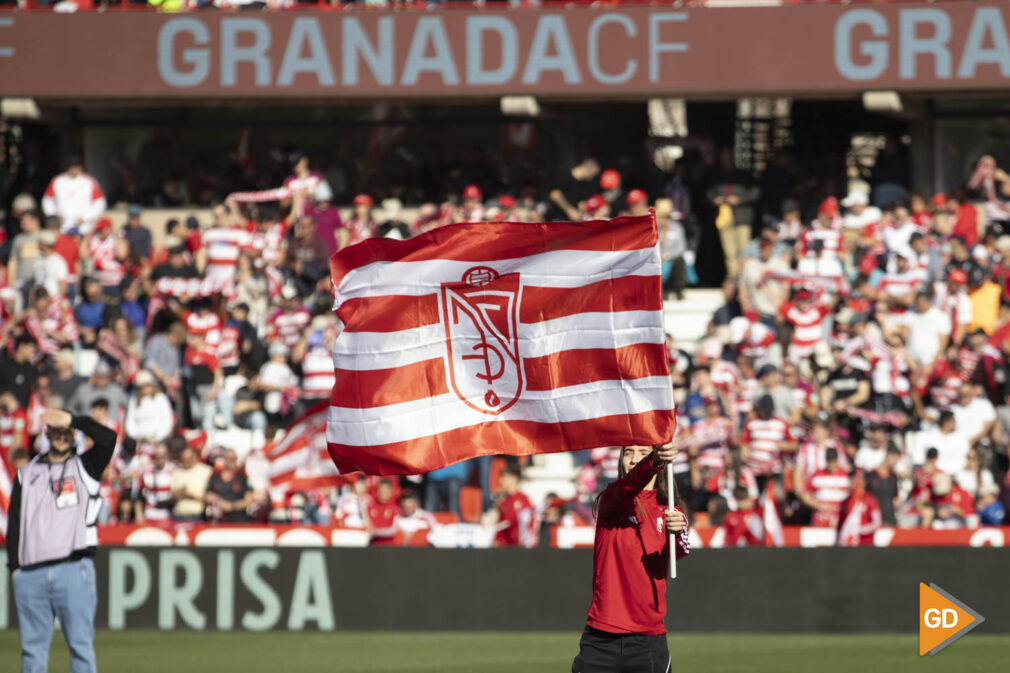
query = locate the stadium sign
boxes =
[0,3,1008,99]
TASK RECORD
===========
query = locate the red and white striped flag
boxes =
[267,402,356,504]
[763,485,784,547]
[0,458,14,539]
[326,214,675,475]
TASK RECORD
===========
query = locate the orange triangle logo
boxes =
[919,583,985,655]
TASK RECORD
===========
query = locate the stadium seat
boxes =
[489,457,505,493]
[459,486,484,523]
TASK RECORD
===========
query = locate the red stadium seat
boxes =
[433,512,459,525]
[459,486,484,523]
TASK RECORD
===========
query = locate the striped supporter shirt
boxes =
[742,416,793,476]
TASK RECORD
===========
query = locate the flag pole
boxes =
[667,458,677,580]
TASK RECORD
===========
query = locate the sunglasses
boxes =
[47,428,74,442]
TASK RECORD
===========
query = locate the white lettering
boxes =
[341,16,394,87]
[240,550,282,631]
[835,10,889,81]
[588,14,638,85]
[158,550,206,630]
[958,7,1010,79]
[108,550,152,630]
[465,16,518,86]
[942,608,958,628]
[899,9,951,79]
[924,607,942,628]
[648,12,688,84]
[217,550,235,630]
[277,17,335,87]
[522,15,582,85]
[401,17,460,86]
[221,17,272,87]
[287,551,335,631]
[158,18,210,88]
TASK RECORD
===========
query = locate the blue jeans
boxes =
[468,456,493,511]
[424,477,462,517]
[12,557,98,673]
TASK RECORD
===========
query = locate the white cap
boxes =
[728,316,751,344]
[841,191,869,208]
[134,370,156,387]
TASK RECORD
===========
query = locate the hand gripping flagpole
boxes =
[667,457,677,580]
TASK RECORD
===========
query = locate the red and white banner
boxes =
[89,523,1010,549]
[763,486,784,548]
[555,525,1010,549]
[326,214,675,475]
[268,403,356,503]
[0,460,13,538]
[153,276,237,299]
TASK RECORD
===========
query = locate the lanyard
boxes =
[50,460,69,497]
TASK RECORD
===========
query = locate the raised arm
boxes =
[599,445,676,515]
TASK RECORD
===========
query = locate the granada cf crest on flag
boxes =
[326,213,675,475]
[441,267,522,415]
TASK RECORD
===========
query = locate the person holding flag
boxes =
[571,444,690,673]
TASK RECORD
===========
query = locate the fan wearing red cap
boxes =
[799,198,842,262]
[497,195,520,222]
[457,184,486,223]
[626,189,649,217]
[344,194,376,248]
[600,169,621,192]
[583,194,610,220]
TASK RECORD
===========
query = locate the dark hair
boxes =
[165,218,180,236]
[732,485,751,502]
[593,448,686,519]
[90,397,109,410]
[939,410,955,426]
[165,435,187,461]
[825,448,839,463]
[502,465,522,480]
[121,437,137,457]
[926,447,939,460]
[15,334,36,349]
[707,495,729,526]
[378,478,393,488]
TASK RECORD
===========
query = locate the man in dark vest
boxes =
[6,407,117,673]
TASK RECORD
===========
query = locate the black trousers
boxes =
[572,626,670,673]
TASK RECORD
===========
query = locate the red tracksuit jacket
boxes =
[586,457,690,635]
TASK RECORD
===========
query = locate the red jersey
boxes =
[837,491,882,546]
[586,458,690,635]
[495,491,537,548]
[267,308,312,349]
[688,416,732,473]
[742,416,793,476]
[0,407,28,454]
[367,499,400,546]
[805,467,851,528]
[55,233,80,283]
[722,508,763,547]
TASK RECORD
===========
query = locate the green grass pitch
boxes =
[0,630,1006,672]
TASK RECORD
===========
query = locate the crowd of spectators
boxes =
[665,153,1010,545]
[1,141,1009,549]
